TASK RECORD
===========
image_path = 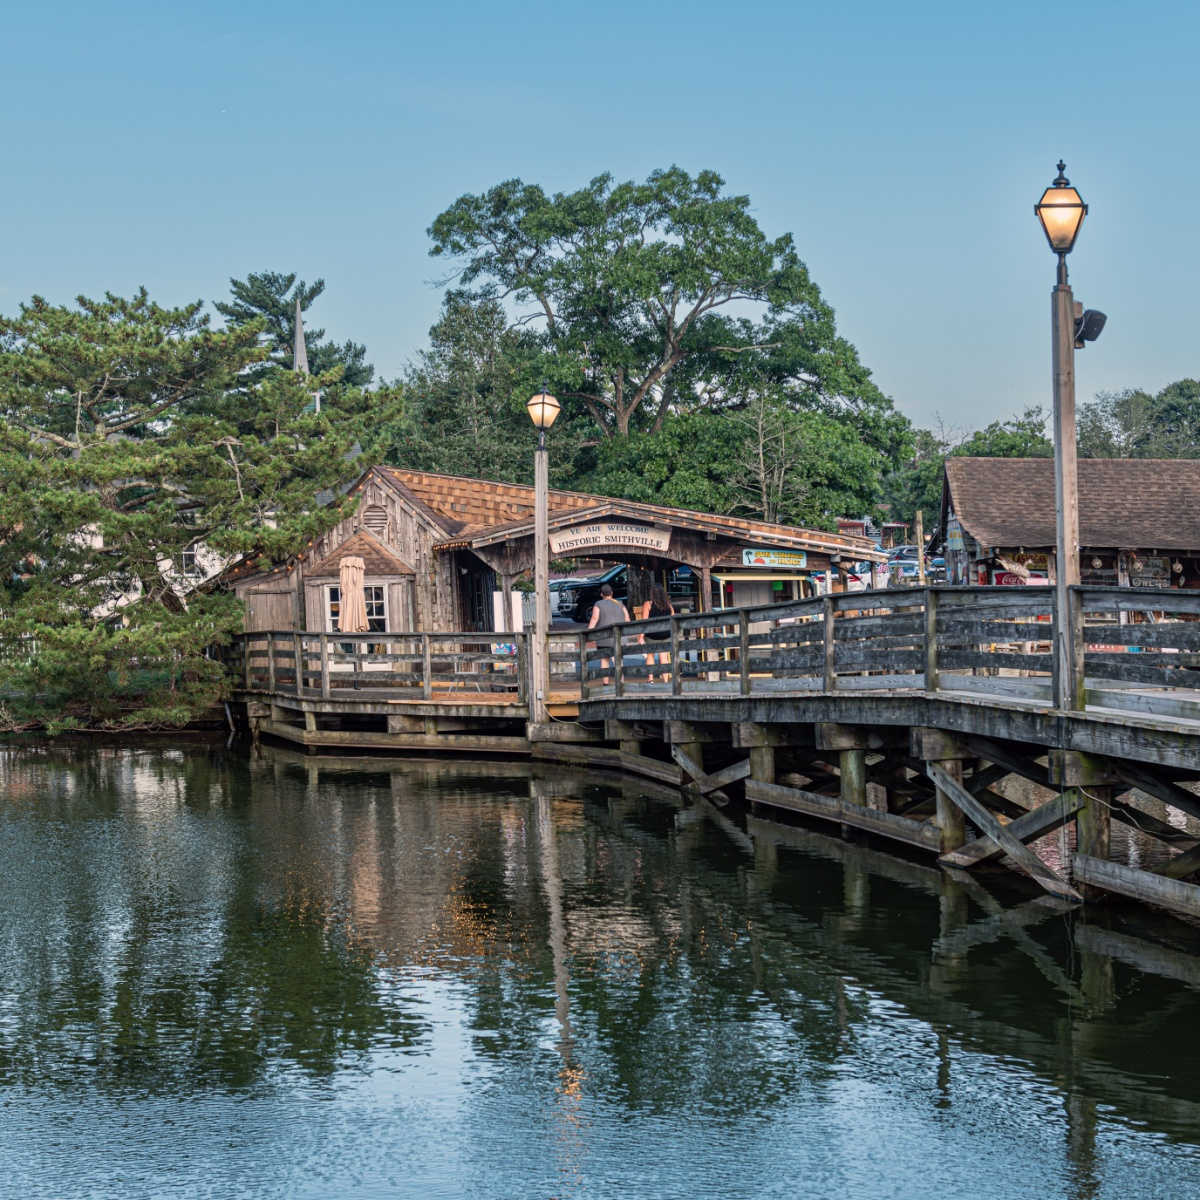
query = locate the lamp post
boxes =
[526,387,561,725]
[1035,161,1087,711]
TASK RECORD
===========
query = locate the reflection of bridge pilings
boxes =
[726,811,1200,1143]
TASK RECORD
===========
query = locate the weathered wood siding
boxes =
[301,470,464,633]
[236,580,294,632]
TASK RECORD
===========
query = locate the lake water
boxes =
[1,742,1199,1199]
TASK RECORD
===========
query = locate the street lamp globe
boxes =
[526,389,561,430]
[1035,161,1087,255]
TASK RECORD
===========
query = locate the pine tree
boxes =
[0,288,397,730]
[215,270,374,387]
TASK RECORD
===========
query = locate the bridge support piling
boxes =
[606,718,644,758]
[749,745,776,786]
[914,728,971,855]
[839,750,867,809]
[1050,750,1117,897]
[738,724,792,797]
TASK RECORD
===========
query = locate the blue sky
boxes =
[2,0,1197,432]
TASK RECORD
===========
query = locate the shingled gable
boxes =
[307,530,414,578]
[943,458,1200,551]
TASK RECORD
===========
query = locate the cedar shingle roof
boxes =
[307,530,414,577]
[379,468,882,559]
[380,468,596,534]
[944,458,1200,551]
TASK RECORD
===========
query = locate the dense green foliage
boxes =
[428,168,905,442]
[0,289,397,730]
[1077,380,1200,458]
[578,397,882,527]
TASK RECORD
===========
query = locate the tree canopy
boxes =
[216,270,374,388]
[1078,380,1200,458]
[428,167,905,459]
[0,289,396,730]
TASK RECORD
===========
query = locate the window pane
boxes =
[365,585,386,632]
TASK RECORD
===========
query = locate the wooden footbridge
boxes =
[233,584,1200,921]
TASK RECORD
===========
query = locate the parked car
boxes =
[552,564,698,626]
[887,544,944,582]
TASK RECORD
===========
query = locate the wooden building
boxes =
[228,467,883,634]
[939,457,1200,587]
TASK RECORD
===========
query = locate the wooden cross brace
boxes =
[927,763,1083,902]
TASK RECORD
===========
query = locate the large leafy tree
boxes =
[0,289,391,730]
[428,167,905,459]
[1078,380,1200,458]
[216,270,374,387]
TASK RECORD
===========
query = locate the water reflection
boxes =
[0,742,1199,1198]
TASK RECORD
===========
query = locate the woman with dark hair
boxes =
[636,583,674,683]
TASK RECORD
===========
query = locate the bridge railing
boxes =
[583,583,1200,713]
[1077,586,1200,720]
[235,630,530,701]
[581,589,944,697]
[231,584,1200,718]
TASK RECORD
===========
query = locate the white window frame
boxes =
[325,583,388,633]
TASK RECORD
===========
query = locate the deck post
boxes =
[924,587,939,693]
[422,634,432,700]
[823,595,836,692]
[267,634,276,693]
[613,624,624,697]
[577,632,588,700]
[293,632,304,696]
[1049,750,1115,890]
[738,610,751,696]
[517,633,530,704]
[670,616,682,696]
[748,744,775,786]
[319,634,330,699]
[243,635,252,688]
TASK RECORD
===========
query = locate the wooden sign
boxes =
[549,522,672,556]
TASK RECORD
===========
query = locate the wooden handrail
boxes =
[227,583,1200,723]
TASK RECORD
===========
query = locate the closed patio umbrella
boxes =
[338,555,369,633]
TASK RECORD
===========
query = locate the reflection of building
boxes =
[228,468,883,633]
[939,458,1200,588]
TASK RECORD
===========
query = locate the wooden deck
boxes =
[231,584,1200,920]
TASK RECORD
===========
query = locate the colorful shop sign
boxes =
[741,548,808,569]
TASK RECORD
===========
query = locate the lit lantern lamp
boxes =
[526,389,561,445]
[1034,161,1087,257]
